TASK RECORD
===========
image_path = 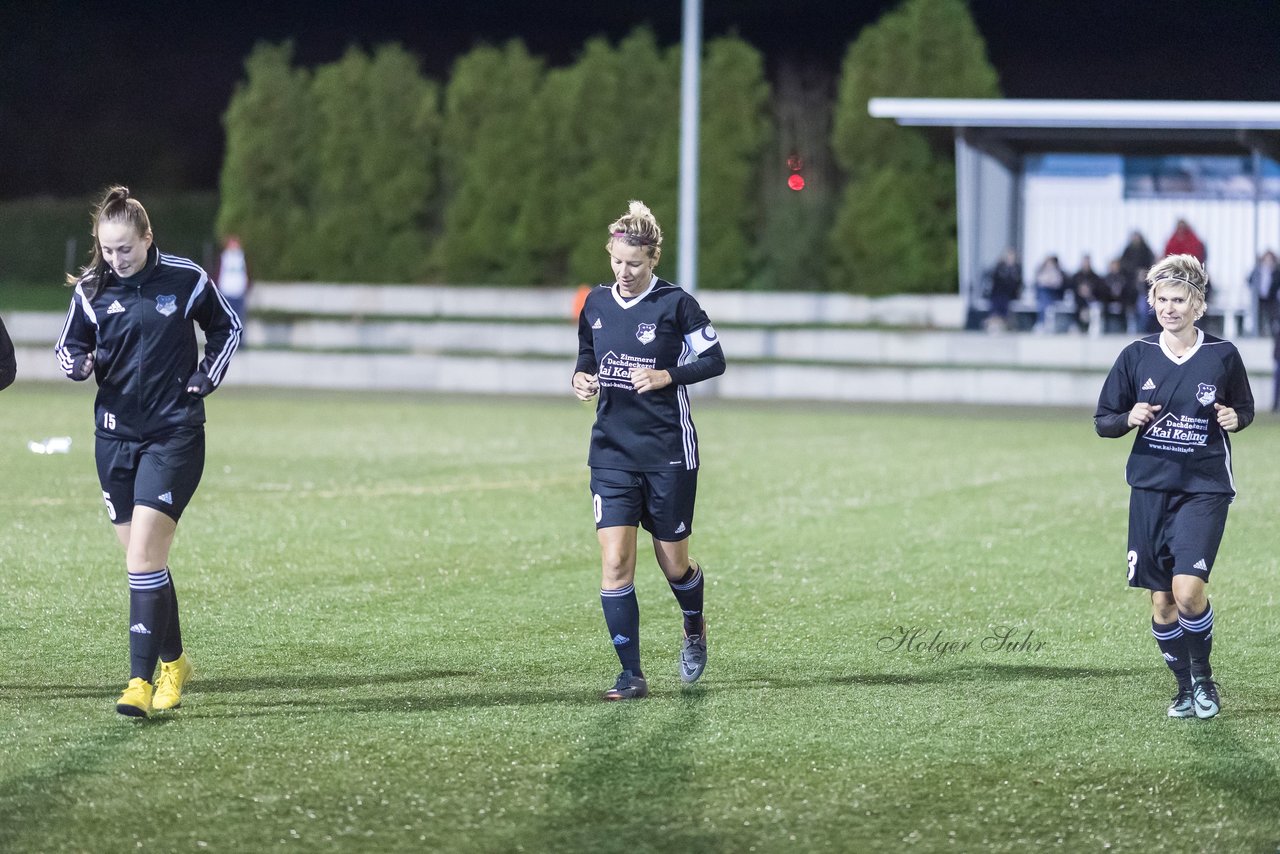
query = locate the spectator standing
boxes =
[1102,259,1136,333]
[1164,219,1206,263]
[1247,250,1279,337]
[215,235,251,326]
[1120,231,1156,333]
[986,247,1022,332]
[1164,221,1212,317]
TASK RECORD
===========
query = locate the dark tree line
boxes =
[215,0,999,293]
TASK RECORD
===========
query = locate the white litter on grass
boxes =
[28,436,72,454]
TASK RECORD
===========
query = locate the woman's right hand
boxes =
[572,371,599,401]
[1127,401,1161,428]
[71,351,95,380]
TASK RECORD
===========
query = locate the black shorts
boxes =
[1126,488,1231,591]
[590,467,697,542]
[95,427,206,524]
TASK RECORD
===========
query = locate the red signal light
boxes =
[786,152,805,191]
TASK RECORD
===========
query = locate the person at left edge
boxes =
[572,199,726,701]
[0,313,16,390]
[55,185,243,718]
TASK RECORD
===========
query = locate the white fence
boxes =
[7,284,1273,407]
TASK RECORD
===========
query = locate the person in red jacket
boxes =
[1164,219,1206,263]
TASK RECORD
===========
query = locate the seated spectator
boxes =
[1033,254,1066,333]
[1070,254,1105,334]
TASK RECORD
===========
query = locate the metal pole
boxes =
[1251,147,1263,336]
[678,0,702,293]
[954,134,972,312]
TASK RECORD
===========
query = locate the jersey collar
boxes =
[611,278,658,309]
[1159,327,1203,364]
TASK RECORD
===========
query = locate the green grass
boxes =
[2,385,1279,853]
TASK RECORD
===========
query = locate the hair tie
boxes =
[612,230,653,246]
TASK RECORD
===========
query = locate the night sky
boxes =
[2,0,1277,199]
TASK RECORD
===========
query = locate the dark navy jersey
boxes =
[575,278,724,471]
[1095,330,1254,494]
[0,314,14,390]
[56,245,243,441]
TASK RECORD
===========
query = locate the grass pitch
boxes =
[1,384,1278,853]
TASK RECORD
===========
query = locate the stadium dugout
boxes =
[868,98,1280,334]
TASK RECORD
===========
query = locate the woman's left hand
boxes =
[630,368,672,394]
[1214,402,1239,432]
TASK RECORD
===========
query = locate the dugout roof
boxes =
[868,98,1280,160]
[866,98,1280,304]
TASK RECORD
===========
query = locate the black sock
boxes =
[600,584,641,677]
[1151,619,1191,689]
[128,568,172,683]
[159,572,184,662]
[668,564,705,636]
[1178,604,1215,682]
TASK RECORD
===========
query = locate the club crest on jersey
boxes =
[155,294,178,317]
[1195,383,1216,406]
[636,323,656,345]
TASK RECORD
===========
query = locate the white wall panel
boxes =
[1022,170,1280,320]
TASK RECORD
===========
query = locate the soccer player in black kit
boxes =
[56,186,242,718]
[1095,254,1253,720]
[0,313,15,391]
[572,201,726,700]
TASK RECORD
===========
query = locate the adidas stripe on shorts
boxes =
[1126,487,1231,591]
[590,467,697,542]
[95,426,206,524]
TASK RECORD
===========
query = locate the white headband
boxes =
[1153,275,1205,295]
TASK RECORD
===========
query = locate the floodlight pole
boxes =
[677,0,702,293]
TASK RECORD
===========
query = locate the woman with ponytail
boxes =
[55,185,243,718]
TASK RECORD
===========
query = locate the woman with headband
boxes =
[571,200,726,700]
[1094,253,1254,720]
